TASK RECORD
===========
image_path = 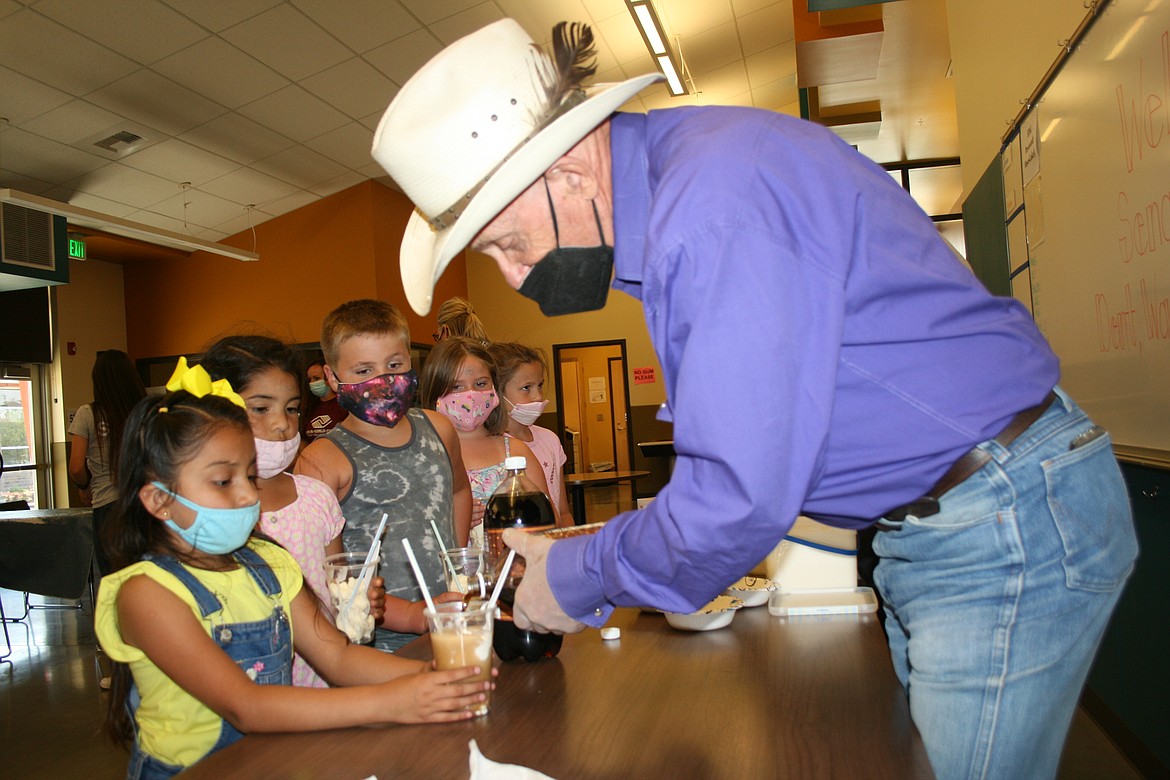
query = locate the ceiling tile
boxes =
[87,69,228,136]
[159,0,284,33]
[732,0,787,17]
[34,0,208,65]
[0,9,138,95]
[360,105,395,132]
[221,4,351,82]
[118,139,241,186]
[745,44,797,89]
[68,162,181,209]
[309,170,367,198]
[237,85,349,143]
[53,189,139,217]
[751,72,798,111]
[0,0,21,19]
[680,21,743,77]
[667,0,735,36]
[496,0,592,42]
[301,57,399,119]
[259,189,320,218]
[2,172,57,196]
[595,11,648,65]
[1,127,110,183]
[153,37,288,109]
[179,112,296,165]
[364,28,445,86]
[429,3,507,45]
[687,59,750,104]
[302,122,377,170]
[292,0,420,53]
[150,187,248,229]
[738,2,795,56]
[17,99,124,144]
[398,0,486,26]
[122,208,190,234]
[0,69,76,125]
[580,0,627,23]
[199,166,299,207]
[253,145,348,189]
[214,206,275,237]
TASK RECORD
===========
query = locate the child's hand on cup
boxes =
[367,576,386,623]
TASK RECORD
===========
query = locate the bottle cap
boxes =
[503,456,527,471]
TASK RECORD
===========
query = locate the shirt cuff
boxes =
[547,535,613,628]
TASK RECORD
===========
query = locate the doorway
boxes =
[552,341,633,477]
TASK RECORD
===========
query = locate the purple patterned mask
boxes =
[334,370,418,428]
[436,389,499,432]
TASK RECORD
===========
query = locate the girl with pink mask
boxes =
[420,337,556,549]
[201,335,384,688]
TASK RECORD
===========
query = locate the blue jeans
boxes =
[873,388,1137,780]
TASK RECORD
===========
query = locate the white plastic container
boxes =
[766,516,858,592]
[768,587,878,617]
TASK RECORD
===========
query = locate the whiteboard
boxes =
[1018,0,1170,456]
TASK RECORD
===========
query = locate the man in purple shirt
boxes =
[372,20,1136,780]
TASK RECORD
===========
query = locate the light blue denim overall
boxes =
[125,546,292,780]
[873,388,1138,780]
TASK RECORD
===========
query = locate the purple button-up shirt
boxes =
[548,107,1058,624]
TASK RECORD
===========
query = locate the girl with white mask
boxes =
[200,335,382,688]
[488,342,574,525]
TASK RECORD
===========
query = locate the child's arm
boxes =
[294,439,349,504]
[117,575,489,730]
[380,591,463,635]
[424,410,473,546]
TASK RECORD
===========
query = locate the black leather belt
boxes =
[881,391,1058,524]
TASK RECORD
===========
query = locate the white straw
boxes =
[486,548,516,612]
[430,519,464,593]
[401,538,437,613]
[341,513,388,619]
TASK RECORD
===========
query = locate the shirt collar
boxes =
[610,111,650,299]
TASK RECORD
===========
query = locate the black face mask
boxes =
[517,179,613,317]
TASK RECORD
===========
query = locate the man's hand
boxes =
[502,528,586,635]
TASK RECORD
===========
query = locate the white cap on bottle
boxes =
[504,456,527,471]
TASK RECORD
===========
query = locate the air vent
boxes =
[1,202,56,269]
[93,130,144,155]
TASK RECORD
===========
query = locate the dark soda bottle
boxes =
[484,456,561,662]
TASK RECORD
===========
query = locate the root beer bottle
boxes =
[484,456,562,661]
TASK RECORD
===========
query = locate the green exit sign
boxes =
[68,236,86,260]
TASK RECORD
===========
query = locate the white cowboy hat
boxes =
[371,19,662,315]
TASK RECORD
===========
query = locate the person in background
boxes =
[433,296,489,344]
[295,299,471,652]
[303,359,347,441]
[96,366,491,778]
[371,19,1137,780]
[200,335,383,689]
[419,337,558,549]
[488,342,572,524]
[69,349,147,575]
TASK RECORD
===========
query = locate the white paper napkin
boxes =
[469,739,556,779]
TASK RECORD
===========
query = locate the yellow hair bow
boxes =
[165,356,246,409]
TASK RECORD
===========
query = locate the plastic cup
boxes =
[441,547,485,595]
[424,602,494,717]
[323,551,381,644]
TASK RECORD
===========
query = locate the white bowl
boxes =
[663,595,743,631]
[725,576,778,607]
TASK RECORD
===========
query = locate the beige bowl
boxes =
[725,576,778,607]
[663,595,743,631]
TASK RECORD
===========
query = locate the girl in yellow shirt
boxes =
[96,360,491,779]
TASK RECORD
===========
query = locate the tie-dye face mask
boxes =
[436,389,499,432]
[334,370,418,428]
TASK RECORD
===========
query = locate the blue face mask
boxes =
[308,379,329,398]
[153,481,259,555]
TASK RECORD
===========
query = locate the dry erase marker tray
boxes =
[768,587,879,617]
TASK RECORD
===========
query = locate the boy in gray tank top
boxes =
[297,300,473,652]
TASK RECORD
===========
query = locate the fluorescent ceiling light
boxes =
[0,189,259,262]
[627,0,688,96]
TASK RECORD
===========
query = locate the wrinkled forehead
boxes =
[471,175,551,250]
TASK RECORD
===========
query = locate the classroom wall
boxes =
[464,251,665,413]
[121,180,468,360]
[946,0,1089,197]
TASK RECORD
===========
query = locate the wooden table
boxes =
[177,606,933,779]
[563,469,650,524]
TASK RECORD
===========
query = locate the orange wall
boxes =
[124,181,467,358]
